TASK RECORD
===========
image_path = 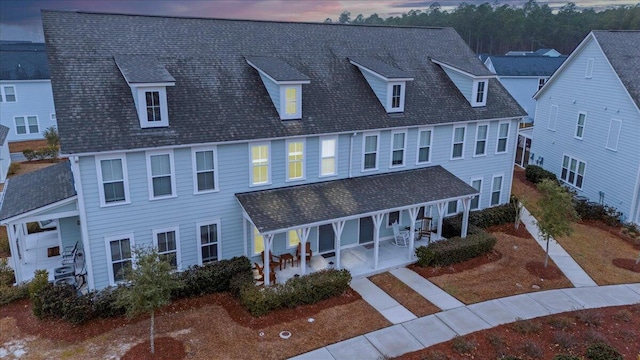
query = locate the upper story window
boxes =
[471,80,488,107]
[96,154,130,206]
[136,87,169,128]
[496,122,510,154]
[192,147,218,193]
[585,58,594,79]
[14,116,38,135]
[391,85,401,109]
[285,87,298,115]
[146,151,176,199]
[50,113,56,121]
[538,78,547,91]
[349,58,413,114]
[474,124,488,156]
[320,136,337,177]
[451,126,466,160]
[362,133,379,171]
[390,131,406,167]
[145,91,162,122]
[575,112,586,140]
[198,220,221,264]
[561,155,585,189]
[548,105,559,131]
[0,85,16,102]
[606,119,622,151]
[250,142,270,186]
[286,139,305,181]
[417,128,432,164]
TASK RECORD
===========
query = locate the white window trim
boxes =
[447,200,459,215]
[548,105,558,131]
[319,135,338,178]
[285,138,306,182]
[450,125,466,160]
[135,86,169,128]
[1,85,17,102]
[286,230,300,250]
[574,112,587,140]
[251,225,264,257]
[474,123,489,157]
[362,132,380,172]
[104,233,135,286]
[471,80,488,107]
[470,177,483,210]
[95,153,131,207]
[279,84,302,120]
[537,77,547,91]
[50,113,56,121]
[490,174,504,206]
[386,210,401,228]
[389,130,407,168]
[585,58,594,79]
[153,226,181,270]
[495,121,510,154]
[416,127,433,165]
[145,150,177,200]
[191,146,219,195]
[197,219,222,265]
[249,141,271,187]
[14,115,39,135]
[561,154,586,190]
[386,82,406,113]
[605,119,622,152]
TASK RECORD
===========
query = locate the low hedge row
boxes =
[574,201,621,226]
[0,283,29,306]
[171,256,252,299]
[525,165,558,184]
[441,200,518,238]
[415,231,497,267]
[236,269,351,316]
[22,146,59,161]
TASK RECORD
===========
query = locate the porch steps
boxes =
[350,278,417,324]
[389,268,464,310]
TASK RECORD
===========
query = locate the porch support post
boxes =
[436,202,446,240]
[331,220,345,270]
[5,224,22,283]
[407,206,420,260]
[371,213,384,270]
[263,233,274,285]
[296,227,311,276]
[461,197,472,238]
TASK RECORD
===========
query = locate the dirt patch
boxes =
[612,258,640,273]
[122,336,186,360]
[525,261,564,280]
[369,272,440,317]
[8,139,48,153]
[399,305,640,359]
[581,219,640,249]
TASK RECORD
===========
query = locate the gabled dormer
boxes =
[349,57,414,113]
[431,58,494,108]
[115,55,175,128]
[245,56,310,120]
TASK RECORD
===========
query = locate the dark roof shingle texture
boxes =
[488,55,567,77]
[245,56,310,82]
[593,31,640,109]
[114,54,176,84]
[0,42,50,80]
[348,56,413,79]
[0,125,9,145]
[236,166,477,233]
[42,11,525,155]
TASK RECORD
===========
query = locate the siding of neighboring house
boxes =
[498,77,542,122]
[0,131,9,183]
[531,38,640,222]
[0,80,56,141]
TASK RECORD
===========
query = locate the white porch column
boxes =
[371,213,384,270]
[263,233,274,285]
[331,220,345,270]
[5,224,22,283]
[407,206,420,260]
[461,197,472,238]
[296,227,311,276]
[436,202,446,240]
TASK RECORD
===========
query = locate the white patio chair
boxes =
[391,222,410,247]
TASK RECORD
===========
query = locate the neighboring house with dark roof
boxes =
[0,41,57,142]
[531,31,640,226]
[0,10,525,289]
[0,125,10,182]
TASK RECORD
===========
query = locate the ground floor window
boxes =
[387,210,400,227]
[470,178,482,210]
[199,222,219,264]
[561,155,586,189]
[107,237,132,284]
[253,226,264,255]
[155,229,178,269]
[491,175,503,206]
[287,230,300,248]
[447,200,458,215]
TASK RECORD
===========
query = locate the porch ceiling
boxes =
[236,165,478,234]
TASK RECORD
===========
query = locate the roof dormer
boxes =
[431,58,493,108]
[349,57,414,113]
[115,55,175,128]
[245,56,310,120]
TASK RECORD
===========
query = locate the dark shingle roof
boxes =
[0,42,50,80]
[245,56,310,82]
[236,166,477,233]
[114,54,176,84]
[593,31,640,109]
[0,125,9,145]
[488,55,567,77]
[348,56,413,79]
[0,161,76,221]
[42,11,525,155]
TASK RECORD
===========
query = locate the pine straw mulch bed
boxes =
[409,223,573,304]
[399,304,640,360]
[369,272,441,316]
[0,289,390,359]
[8,139,48,153]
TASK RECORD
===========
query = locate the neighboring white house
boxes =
[0,41,57,142]
[0,11,525,289]
[530,30,640,226]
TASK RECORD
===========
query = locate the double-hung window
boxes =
[575,113,586,139]
[252,226,264,256]
[470,178,482,210]
[155,228,179,269]
[390,131,406,167]
[561,155,586,189]
[496,122,510,154]
[451,126,465,159]
[387,211,400,227]
[146,151,176,199]
[145,91,162,122]
[286,139,305,181]
[491,175,503,206]
[106,235,133,285]
[96,154,129,206]
[320,136,337,177]
[474,124,488,156]
[472,80,487,106]
[198,221,220,264]
[447,201,458,215]
[193,147,217,193]
[417,128,432,164]
[362,133,379,171]
[287,230,300,249]
[250,142,270,185]
[391,84,401,109]
[14,116,38,135]
[285,87,297,115]
[1,86,16,102]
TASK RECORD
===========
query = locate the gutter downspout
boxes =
[70,156,95,290]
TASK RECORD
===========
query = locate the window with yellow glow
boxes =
[253,226,264,255]
[288,230,300,248]
[287,140,304,180]
[285,87,297,115]
[250,144,269,185]
[320,137,337,176]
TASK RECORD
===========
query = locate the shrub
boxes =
[415,231,496,267]
[612,309,632,322]
[29,270,50,318]
[574,201,620,226]
[553,330,577,350]
[421,351,449,360]
[451,336,476,354]
[521,341,543,358]
[548,315,574,330]
[585,342,622,360]
[22,149,36,161]
[0,234,9,256]
[553,355,581,360]
[441,201,517,238]
[576,309,602,327]
[0,258,15,286]
[0,283,29,305]
[42,126,59,147]
[511,318,541,334]
[525,164,558,184]
[91,286,127,318]
[7,162,20,176]
[171,256,252,299]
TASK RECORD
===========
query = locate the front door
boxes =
[359,217,374,244]
[318,224,335,253]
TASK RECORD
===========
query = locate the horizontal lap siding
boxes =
[0,80,57,141]
[500,77,538,121]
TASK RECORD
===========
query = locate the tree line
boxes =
[325,1,640,55]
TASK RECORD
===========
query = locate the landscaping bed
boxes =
[369,272,440,317]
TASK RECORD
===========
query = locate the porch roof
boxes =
[0,161,76,221]
[236,166,477,234]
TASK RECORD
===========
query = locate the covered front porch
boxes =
[237,166,478,285]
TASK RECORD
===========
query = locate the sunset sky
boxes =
[1,0,637,41]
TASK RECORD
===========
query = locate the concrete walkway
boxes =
[520,207,598,287]
[389,267,464,310]
[350,278,416,324]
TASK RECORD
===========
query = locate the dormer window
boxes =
[146,91,162,122]
[431,58,494,108]
[349,57,413,114]
[472,80,487,106]
[282,86,301,118]
[391,84,402,109]
[135,87,169,127]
